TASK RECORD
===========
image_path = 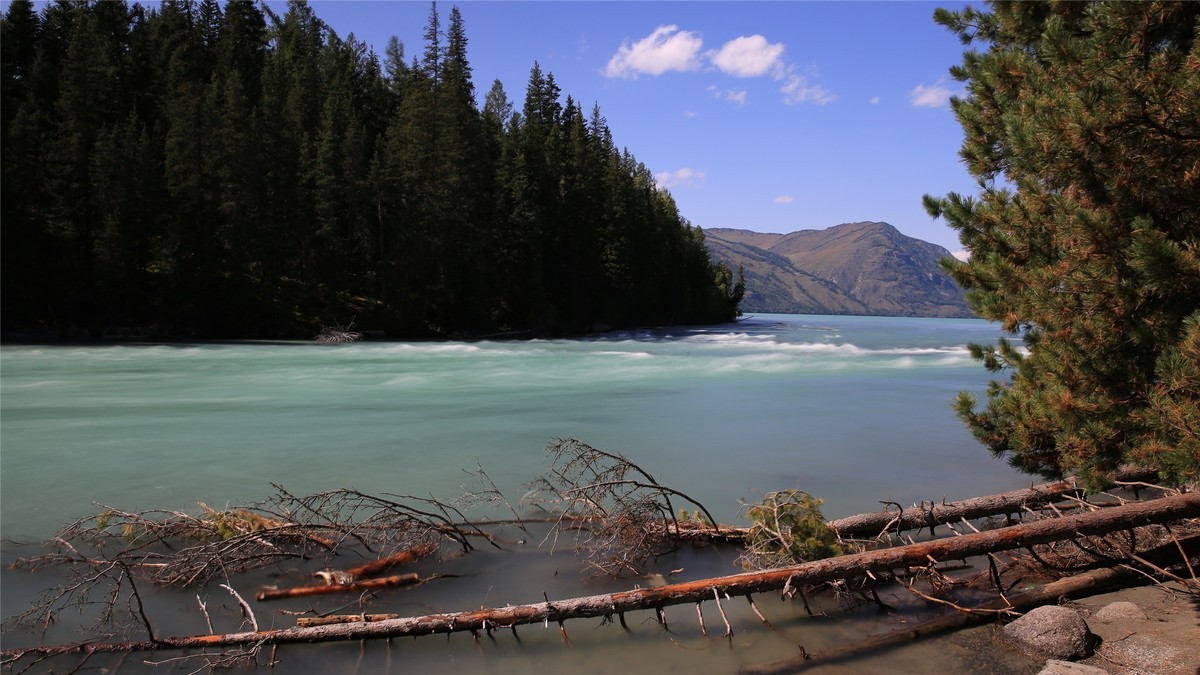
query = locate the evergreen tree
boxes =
[0,0,48,329]
[925,1,1200,485]
[0,0,739,339]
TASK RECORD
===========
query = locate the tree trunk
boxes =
[826,479,1083,537]
[4,491,1194,661]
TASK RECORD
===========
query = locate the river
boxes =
[1,314,1037,672]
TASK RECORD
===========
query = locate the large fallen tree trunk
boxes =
[742,533,1200,674]
[826,479,1083,537]
[671,479,1086,545]
[3,491,1194,662]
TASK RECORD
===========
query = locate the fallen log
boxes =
[826,479,1083,537]
[741,533,1200,674]
[254,573,421,601]
[3,491,1194,662]
[343,542,439,579]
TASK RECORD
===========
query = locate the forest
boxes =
[0,0,745,339]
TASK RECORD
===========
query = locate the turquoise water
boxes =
[0,314,1035,672]
[1,314,1026,539]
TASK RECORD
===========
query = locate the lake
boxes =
[0,314,1037,672]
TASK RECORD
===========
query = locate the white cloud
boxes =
[608,27,833,106]
[910,78,961,108]
[773,195,795,204]
[683,110,699,117]
[779,66,834,105]
[708,35,785,77]
[952,250,970,262]
[604,25,703,78]
[655,167,706,189]
[869,96,881,105]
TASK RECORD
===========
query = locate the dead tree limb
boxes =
[524,438,721,576]
[740,533,1200,674]
[254,574,422,601]
[342,543,439,579]
[4,491,1194,662]
[827,479,1084,538]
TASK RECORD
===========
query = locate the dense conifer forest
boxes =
[1,0,744,339]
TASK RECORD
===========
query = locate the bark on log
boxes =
[741,533,1200,674]
[4,491,1194,661]
[827,479,1083,537]
[254,573,421,601]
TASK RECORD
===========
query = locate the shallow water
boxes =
[0,314,1035,672]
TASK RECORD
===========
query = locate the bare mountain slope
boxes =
[706,222,971,318]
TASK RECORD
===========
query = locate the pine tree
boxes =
[0,0,741,339]
[0,0,49,330]
[925,1,1200,486]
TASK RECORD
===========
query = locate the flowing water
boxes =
[0,314,1039,672]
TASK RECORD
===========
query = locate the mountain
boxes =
[705,222,972,318]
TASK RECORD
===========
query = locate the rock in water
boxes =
[1004,605,1094,660]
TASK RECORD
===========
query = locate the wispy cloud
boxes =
[655,167,706,189]
[708,35,785,77]
[604,25,703,78]
[683,110,699,118]
[773,195,795,204]
[724,89,748,106]
[708,85,748,106]
[778,65,833,105]
[869,96,881,105]
[910,78,961,108]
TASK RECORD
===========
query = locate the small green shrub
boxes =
[743,490,842,568]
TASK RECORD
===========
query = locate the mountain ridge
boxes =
[705,221,972,318]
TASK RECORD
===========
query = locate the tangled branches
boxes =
[4,484,485,641]
[524,438,721,576]
[314,323,363,344]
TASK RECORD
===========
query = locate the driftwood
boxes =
[4,491,1195,662]
[314,325,363,344]
[742,533,1200,674]
[343,542,439,578]
[254,543,442,601]
[827,479,1084,537]
[254,573,422,601]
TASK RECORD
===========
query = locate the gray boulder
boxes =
[1091,601,1147,622]
[1004,605,1095,660]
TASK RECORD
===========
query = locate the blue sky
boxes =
[301,1,977,255]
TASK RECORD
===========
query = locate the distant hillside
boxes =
[706,222,972,318]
